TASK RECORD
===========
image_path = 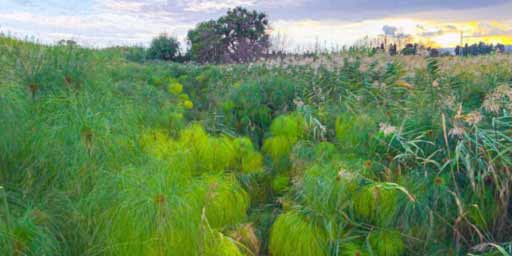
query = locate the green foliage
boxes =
[203,231,245,256]
[313,142,341,161]
[147,33,181,61]
[187,7,270,63]
[353,183,400,226]
[0,208,59,255]
[263,136,295,164]
[270,210,328,256]
[200,174,250,229]
[369,229,405,256]
[263,113,307,169]
[339,243,369,256]
[233,138,264,174]
[141,125,261,175]
[271,174,290,193]
[3,36,512,256]
[124,46,147,63]
[270,113,307,139]
[335,113,376,156]
[224,75,298,144]
[94,164,248,255]
[301,163,359,215]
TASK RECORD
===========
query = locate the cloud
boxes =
[413,21,512,40]
[471,22,512,37]
[262,0,510,21]
[1,0,511,49]
[182,0,257,12]
[382,25,398,36]
[0,8,192,47]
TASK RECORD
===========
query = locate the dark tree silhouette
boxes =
[455,42,502,56]
[401,43,417,55]
[147,34,180,61]
[389,44,398,56]
[187,21,224,64]
[187,7,270,64]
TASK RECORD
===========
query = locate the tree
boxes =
[388,44,398,56]
[147,34,180,61]
[401,43,417,55]
[496,43,505,53]
[187,21,224,64]
[58,39,77,47]
[124,46,147,63]
[455,42,501,56]
[428,48,440,58]
[455,46,461,56]
[187,7,270,64]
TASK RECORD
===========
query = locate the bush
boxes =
[269,210,328,256]
[124,46,146,63]
[147,34,180,61]
[369,229,405,256]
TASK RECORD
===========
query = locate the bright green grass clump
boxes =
[269,113,306,139]
[200,174,250,229]
[0,208,59,255]
[269,210,328,256]
[203,231,245,256]
[140,125,263,175]
[335,114,375,155]
[178,125,236,174]
[232,137,264,174]
[353,183,400,226]
[369,229,405,256]
[263,113,307,162]
[313,142,341,161]
[302,163,359,215]
[339,243,369,256]
[96,164,249,255]
[262,135,295,163]
[271,174,290,193]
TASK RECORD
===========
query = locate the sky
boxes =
[1,0,512,50]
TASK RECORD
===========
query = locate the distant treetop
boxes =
[187,7,271,64]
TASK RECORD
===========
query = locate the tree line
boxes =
[370,41,507,58]
[455,42,506,56]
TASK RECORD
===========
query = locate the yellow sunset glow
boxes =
[465,35,512,45]
[402,19,512,47]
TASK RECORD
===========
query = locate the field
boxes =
[1,37,512,255]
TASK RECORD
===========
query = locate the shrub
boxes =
[302,163,359,215]
[124,46,146,63]
[0,208,59,255]
[147,34,180,61]
[369,229,405,256]
[263,113,307,167]
[200,174,250,229]
[95,165,248,255]
[339,243,369,256]
[353,183,400,226]
[335,113,376,156]
[269,210,328,256]
[140,125,262,175]
[233,138,264,174]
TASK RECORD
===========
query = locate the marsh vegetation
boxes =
[1,35,512,255]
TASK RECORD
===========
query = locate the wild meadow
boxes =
[1,36,512,255]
